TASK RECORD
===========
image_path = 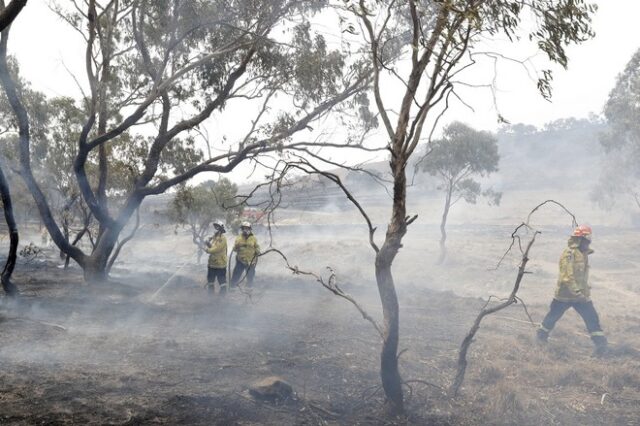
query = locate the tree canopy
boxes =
[594,47,640,211]
[0,0,372,280]
[169,178,244,262]
[422,121,500,262]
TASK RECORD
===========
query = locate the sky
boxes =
[5,1,640,182]
[441,0,640,130]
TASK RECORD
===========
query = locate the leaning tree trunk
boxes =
[0,164,18,296]
[0,17,87,270]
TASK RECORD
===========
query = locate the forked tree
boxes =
[0,0,372,282]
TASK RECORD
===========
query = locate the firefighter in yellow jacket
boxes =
[537,225,607,355]
[230,221,260,288]
[205,221,228,295]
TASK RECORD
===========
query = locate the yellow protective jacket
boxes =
[234,233,260,265]
[206,234,228,268]
[554,236,593,302]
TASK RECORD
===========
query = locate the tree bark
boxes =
[0,164,18,296]
[84,194,143,282]
[0,0,26,32]
[438,184,453,264]
[374,161,408,416]
[375,258,403,415]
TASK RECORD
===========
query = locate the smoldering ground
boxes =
[1,204,640,425]
[1,128,640,424]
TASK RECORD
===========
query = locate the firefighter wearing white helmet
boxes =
[537,225,607,356]
[231,221,260,288]
[204,220,228,295]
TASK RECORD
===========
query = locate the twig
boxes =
[491,315,538,327]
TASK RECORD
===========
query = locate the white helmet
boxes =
[241,221,252,229]
[213,220,226,232]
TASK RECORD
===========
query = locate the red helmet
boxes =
[572,225,592,238]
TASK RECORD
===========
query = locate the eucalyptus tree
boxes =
[169,178,243,263]
[422,122,501,263]
[0,0,370,281]
[314,0,596,415]
[594,48,640,211]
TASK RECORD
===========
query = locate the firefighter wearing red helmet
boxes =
[537,225,608,356]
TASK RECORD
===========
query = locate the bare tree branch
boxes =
[262,247,383,338]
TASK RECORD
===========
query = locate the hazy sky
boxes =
[5,1,640,181]
[10,1,638,128]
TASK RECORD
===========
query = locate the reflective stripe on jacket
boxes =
[234,233,260,265]
[555,236,592,302]
[206,234,228,268]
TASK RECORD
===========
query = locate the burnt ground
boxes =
[1,254,639,426]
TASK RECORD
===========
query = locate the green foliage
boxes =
[169,177,244,245]
[422,121,501,206]
[601,48,640,154]
[290,22,345,104]
[340,0,596,101]
[594,48,640,210]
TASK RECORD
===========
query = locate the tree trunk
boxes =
[0,18,87,269]
[65,223,90,269]
[374,256,403,415]
[0,0,28,32]
[84,196,142,282]
[374,162,408,416]
[82,256,106,282]
[438,185,453,264]
[85,231,120,282]
[0,164,18,297]
[61,219,69,260]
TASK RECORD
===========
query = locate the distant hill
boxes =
[165,117,608,214]
[496,117,605,190]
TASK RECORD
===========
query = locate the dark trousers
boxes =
[230,261,255,287]
[207,267,227,285]
[540,299,606,346]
